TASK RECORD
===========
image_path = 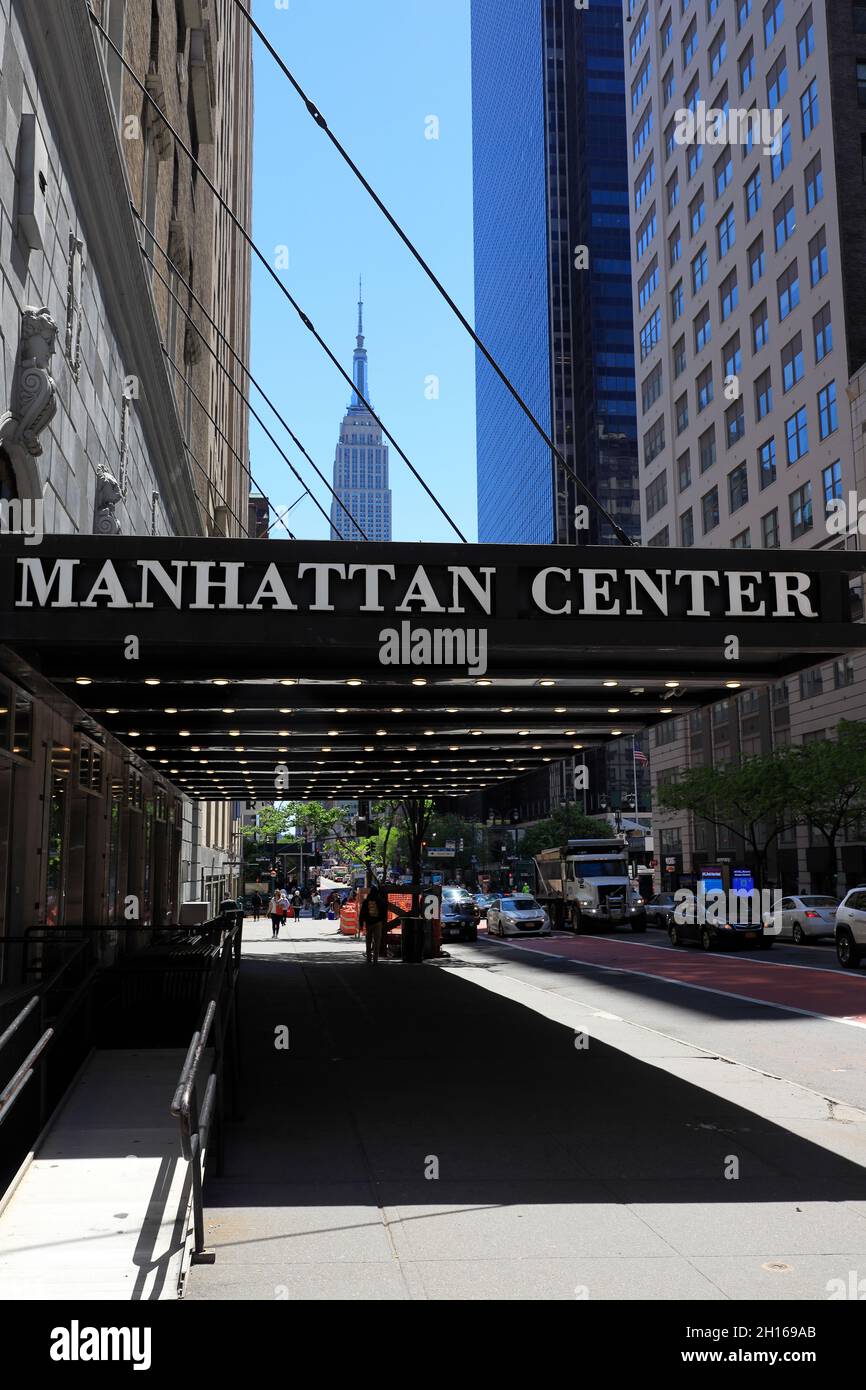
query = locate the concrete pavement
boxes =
[182,918,866,1301]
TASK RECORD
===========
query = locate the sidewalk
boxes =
[182,920,866,1301]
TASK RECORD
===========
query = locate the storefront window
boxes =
[44,747,72,926]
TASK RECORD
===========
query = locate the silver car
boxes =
[762,894,838,943]
[486,894,551,937]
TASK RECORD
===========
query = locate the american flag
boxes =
[633,748,649,767]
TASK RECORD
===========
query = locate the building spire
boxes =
[350,276,369,411]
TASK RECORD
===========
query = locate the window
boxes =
[767,52,788,107]
[818,380,838,439]
[688,142,704,179]
[723,331,742,380]
[739,39,755,93]
[809,226,828,285]
[676,392,690,435]
[636,205,657,258]
[778,264,801,325]
[680,507,694,546]
[667,171,680,212]
[717,205,735,257]
[630,3,650,63]
[690,188,706,235]
[673,334,687,377]
[748,233,765,287]
[694,302,712,352]
[738,0,752,32]
[823,459,843,511]
[635,153,655,210]
[669,225,682,267]
[697,364,714,412]
[638,257,660,309]
[641,361,663,413]
[661,10,673,53]
[834,656,855,690]
[774,189,795,250]
[634,103,654,162]
[699,423,717,473]
[785,405,809,463]
[683,18,698,67]
[715,149,732,197]
[801,77,819,136]
[755,366,773,419]
[709,24,727,79]
[781,332,804,392]
[691,245,708,292]
[671,280,685,321]
[678,449,692,491]
[797,7,814,66]
[762,507,780,547]
[725,397,745,447]
[663,64,675,107]
[858,61,866,107]
[640,307,662,360]
[647,526,670,548]
[770,116,791,182]
[804,152,823,211]
[813,303,832,362]
[728,461,749,512]
[644,415,666,465]
[758,436,777,488]
[763,0,783,48]
[799,667,822,699]
[632,54,652,112]
[647,470,668,519]
[702,485,720,533]
[720,268,738,321]
[789,481,813,539]
[745,167,762,221]
[731,527,751,548]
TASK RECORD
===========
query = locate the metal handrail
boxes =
[170,913,243,1264]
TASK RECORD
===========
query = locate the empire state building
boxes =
[330,285,392,541]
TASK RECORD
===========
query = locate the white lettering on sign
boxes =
[10,558,824,621]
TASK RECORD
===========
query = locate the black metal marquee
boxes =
[0,535,864,800]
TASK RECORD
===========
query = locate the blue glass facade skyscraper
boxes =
[471,0,640,546]
[330,286,392,542]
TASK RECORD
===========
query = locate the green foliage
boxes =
[518,806,616,858]
[786,721,866,848]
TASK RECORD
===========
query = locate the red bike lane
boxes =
[490,934,866,1026]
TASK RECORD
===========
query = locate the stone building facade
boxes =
[0,0,254,928]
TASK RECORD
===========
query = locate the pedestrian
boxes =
[312,890,321,919]
[268,889,287,938]
[251,890,262,922]
[360,885,386,965]
[292,888,302,922]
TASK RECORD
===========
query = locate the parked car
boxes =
[833,887,866,969]
[668,901,771,952]
[440,886,478,942]
[473,893,495,917]
[644,892,678,929]
[486,894,551,938]
[760,894,838,944]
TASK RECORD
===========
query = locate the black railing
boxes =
[170,913,243,1264]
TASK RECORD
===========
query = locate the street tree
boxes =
[786,721,866,871]
[518,806,617,859]
[657,753,793,889]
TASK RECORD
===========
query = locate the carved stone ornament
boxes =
[94,460,122,535]
[0,306,59,458]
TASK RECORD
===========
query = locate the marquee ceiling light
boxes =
[178,730,190,737]
[611,729,622,735]
[726,681,742,689]
[665,681,680,688]
[364,745,375,752]
[475,678,492,686]
[229,728,241,736]
[144,678,160,686]
[608,707,620,714]
[346,678,364,686]
[539,679,556,686]
[659,706,673,714]
[500,706,514,713]
[280,679,298,686]
[554,707,567,713]
[573,743,583,750]
[128,730,140,737]
[106,707,120,715]
[75,677,92,686]
[234,745,244,752]
[532,744,542,750]
[411,677,427,686]
[278,729,291,737]
[146,744,157,752]
[212,678,229,686]
[391,707,404,714]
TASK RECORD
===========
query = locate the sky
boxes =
[250,0,477,543]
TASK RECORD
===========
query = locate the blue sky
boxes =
[250,0,477,542]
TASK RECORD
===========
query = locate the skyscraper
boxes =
[330,285,392,542]
[471,0,641,547]
[624,0,866,894]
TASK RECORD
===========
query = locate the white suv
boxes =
[834,888,866,969]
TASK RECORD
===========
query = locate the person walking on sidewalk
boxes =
[291,888,302,922]
[268,890,287,939]
[360,885,386,965]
